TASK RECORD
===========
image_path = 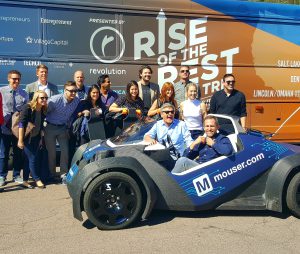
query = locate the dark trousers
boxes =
[0,132,23,178]
[23,135,41,181]
[189,129,204,140]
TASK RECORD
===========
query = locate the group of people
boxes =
[0,63,247,189]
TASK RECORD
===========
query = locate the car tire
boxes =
[83,172,142,230]
[286,171,300,218]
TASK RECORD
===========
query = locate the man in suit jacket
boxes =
[26,64,59,99]
[137,65,160,112]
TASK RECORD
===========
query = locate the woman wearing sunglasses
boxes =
[180,83,207,140]
[17,90,47,189]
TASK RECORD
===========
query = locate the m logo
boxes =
[193,174,213,197]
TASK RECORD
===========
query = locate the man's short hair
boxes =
[8,70,21,78]
[180,65,190,70]
[97,74,109,85]
[222,73,235,81]
[204,115,219,126]
[36,64,48,71]
[64,81,76,89]
[160,103,175,112]
[138,65,153,79]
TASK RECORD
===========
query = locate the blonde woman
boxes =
[18,90,47,189]
[180,83,207,140]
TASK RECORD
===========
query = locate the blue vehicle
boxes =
[67,115,300,230]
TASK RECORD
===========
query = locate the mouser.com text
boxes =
[214,153,265,182]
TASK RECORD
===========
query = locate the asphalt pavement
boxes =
[0,172,300,254]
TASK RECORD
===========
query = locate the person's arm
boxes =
[240,93,247,130]
[209,94,216,113]
[109,102,124,113]
[17,127,25,149]
[144,123,157,145]
[147,100,159,117]
[179,102,184,120]
[200,102,207,119]
[0,93,4,126]
[209,136,233,156]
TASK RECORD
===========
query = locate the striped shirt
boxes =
[46,94,80,126]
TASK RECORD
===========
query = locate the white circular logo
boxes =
[90,27,125,64]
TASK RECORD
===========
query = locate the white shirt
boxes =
[38,82,50,97]
[182,99,203,130]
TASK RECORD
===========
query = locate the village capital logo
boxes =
[90,27,125,64]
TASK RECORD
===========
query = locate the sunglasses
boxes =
[11,78,20,81]
[180,70,189,73]
[162,110,175,115]
[225,80,235,85]
[66,89,78,93]
[39,97,48,100]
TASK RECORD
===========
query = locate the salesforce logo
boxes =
[90,27,125,64]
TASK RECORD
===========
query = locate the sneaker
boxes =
[13,175,23,184]
[61,174,67,185]
[0,177,6,186]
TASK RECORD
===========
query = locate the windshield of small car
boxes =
[110,117,156,145]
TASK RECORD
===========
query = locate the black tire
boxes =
[83,172,142,230]
[286,172,300,218]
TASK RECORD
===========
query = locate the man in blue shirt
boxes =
[172,115,233,174]
[144,103,193,157]
[0,70,28,186]
[44,81,80,183]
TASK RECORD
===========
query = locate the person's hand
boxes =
[195,135,206,145]
[82,110,90,117]
[148,139,157,146]
[156,108,160,114]
[121,108,128,115]
[206,137,215,147]
[17,140,24,150]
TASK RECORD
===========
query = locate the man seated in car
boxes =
[144,103,193,159]
[172,115,233,173]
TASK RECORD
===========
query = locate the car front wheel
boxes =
[286,171,300,218]
[83,172,142,230]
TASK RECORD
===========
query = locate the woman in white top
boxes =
[180,83,207,140]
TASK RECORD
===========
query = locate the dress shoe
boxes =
[36,180,45,189]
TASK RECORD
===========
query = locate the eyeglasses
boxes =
[39,97,48,100]
[225,80,235,85]
[66,89,78,93]
[162,110,175,115]
[180,70,189,73]
[11,78,20,81]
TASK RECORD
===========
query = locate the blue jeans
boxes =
[172,157,199,173]
[23,135,42,181]
[0,131,23,178]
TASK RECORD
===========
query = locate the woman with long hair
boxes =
[18,90,47,189]
[180,83,207,140]
[73,84,106,144]
[109,80,145,114]
[148,82,178,118]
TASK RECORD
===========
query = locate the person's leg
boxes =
[24,136,40,181]
[0,132,10,179]
[172,157,199,174]
[44,125,58,177]
[57,127,69,176]
[11,135,23,179]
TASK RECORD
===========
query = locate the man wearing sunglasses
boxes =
[0,70,28,186]
[174,66,200,105]
[44,81,80,184]
[210,73,247,131]
[144,103,193,158]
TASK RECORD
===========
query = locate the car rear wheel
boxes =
[83,172,142,230]
[286,172,300,218]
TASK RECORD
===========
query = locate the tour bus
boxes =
[1,0,300,143]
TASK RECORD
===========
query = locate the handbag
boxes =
[11,112,35,138]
